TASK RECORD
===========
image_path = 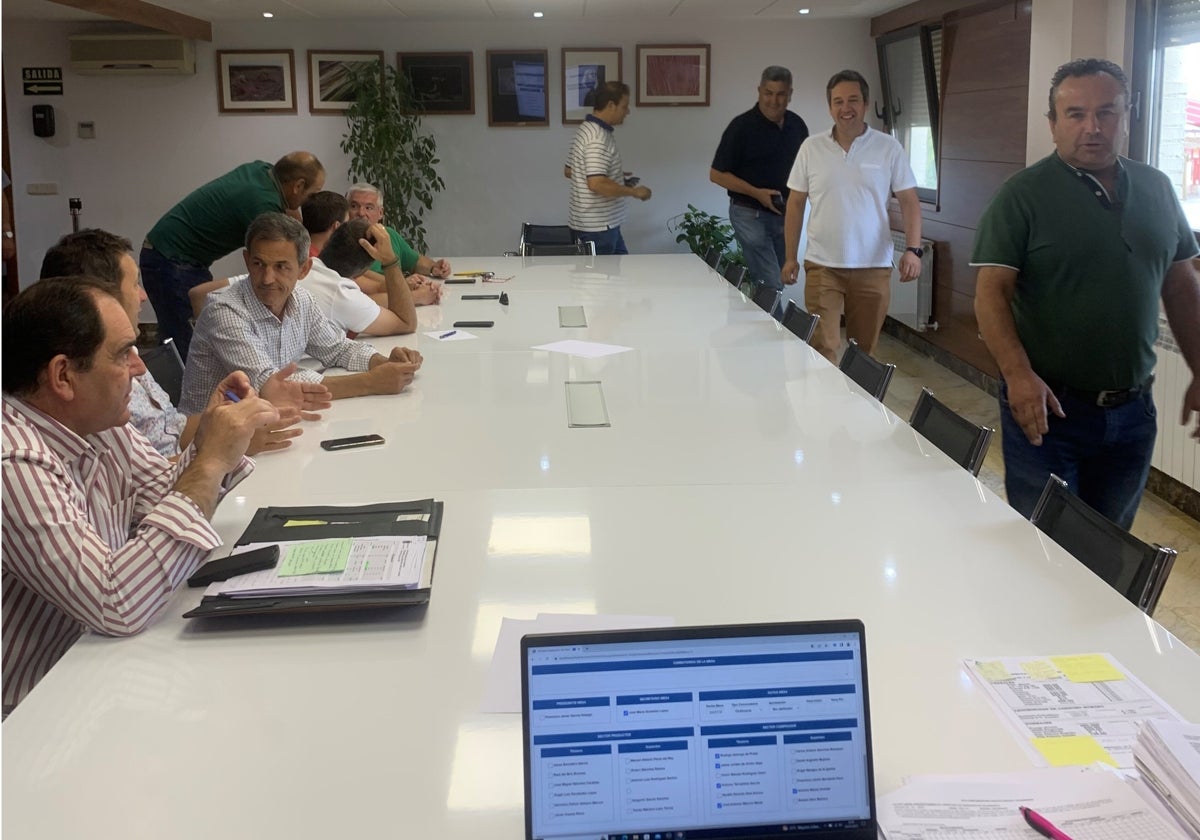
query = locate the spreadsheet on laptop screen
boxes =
[523,626,876,840]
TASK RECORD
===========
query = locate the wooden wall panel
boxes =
[939,87,1028,163]
[942,2,1030,95]
[933,159,1021,229]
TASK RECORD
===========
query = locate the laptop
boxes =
[521,620,877,840]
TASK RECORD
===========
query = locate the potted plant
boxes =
[667,204,745,268]
[341,63,445,253]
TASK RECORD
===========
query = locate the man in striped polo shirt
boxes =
[1,278,279,712]
[564,81,652,255]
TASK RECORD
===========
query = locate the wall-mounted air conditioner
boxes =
[69,33,195,75]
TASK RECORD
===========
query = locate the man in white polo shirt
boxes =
[564,81,652,255]
[780,69,923,364]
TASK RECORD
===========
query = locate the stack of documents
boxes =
[209,536,427,598]
[1135,719,1200,836]
[964,653,1185,769]
[878,766,1191,839]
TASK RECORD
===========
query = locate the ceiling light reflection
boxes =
[487,515,592,558]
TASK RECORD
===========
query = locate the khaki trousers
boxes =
[803,261,892,364]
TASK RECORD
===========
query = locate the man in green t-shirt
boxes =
[345,183,452,288]
[140,152,325,359]
[971,58,1200,529]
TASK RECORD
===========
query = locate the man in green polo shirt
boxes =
[345,182,452,284]
[140,152,325,359]
[972,58,1199,529]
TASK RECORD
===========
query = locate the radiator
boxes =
[1152,317,1198,489]
[887,232,936,331]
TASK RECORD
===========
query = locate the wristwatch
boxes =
[905,246,923,258]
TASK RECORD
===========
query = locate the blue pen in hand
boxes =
[439,330,457,339]
[223,390,241,403]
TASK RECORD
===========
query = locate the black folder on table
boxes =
[182,499,442,619]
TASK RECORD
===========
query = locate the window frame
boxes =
[875,23,944,204]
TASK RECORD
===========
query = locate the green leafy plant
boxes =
[341,63,445,253]
[667,204,745,267]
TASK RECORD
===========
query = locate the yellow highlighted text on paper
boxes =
[1020,659,1060,680]
[976,661,1012,682]
[278,538,352,577]
[1049,654,1125,683]
[1032,735,1117,767]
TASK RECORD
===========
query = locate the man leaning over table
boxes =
[178,213,423,414]
[1,277,279,713]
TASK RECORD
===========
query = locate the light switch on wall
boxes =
[78,121,96,139]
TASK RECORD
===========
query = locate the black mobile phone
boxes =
[453,320,494,328]
[188,545,279,587]
[320,434,386,451]
[771,193,787,213]
[461,294,500,301]
[444,278,476,284]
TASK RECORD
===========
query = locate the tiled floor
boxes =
[869,332,1200,654]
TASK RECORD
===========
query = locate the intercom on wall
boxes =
[33,104,56,137]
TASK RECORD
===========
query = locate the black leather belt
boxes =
[1049,375,1154,408]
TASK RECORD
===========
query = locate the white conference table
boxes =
[3,254,1198,839]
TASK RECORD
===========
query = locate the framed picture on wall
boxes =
[486,49,549,127]
[307,50,384,114]
[398,52,475,115]
[636,44,710,107]
[561,47,621,124]
[216,50,296,114]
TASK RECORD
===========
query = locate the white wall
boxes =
[2,16,878,288]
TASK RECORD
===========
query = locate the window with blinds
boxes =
[1152,0,1200,229]
[876,25,943,201]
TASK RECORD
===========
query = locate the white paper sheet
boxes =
[879,767,1189,840]
[531,339,633,358]
[479,613,674,713]
[425,329,478,341]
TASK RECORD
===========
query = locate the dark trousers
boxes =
[139,245,213,360]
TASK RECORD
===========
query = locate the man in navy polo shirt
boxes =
[710,66,809,291]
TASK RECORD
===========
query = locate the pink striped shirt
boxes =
[1,396,253,710]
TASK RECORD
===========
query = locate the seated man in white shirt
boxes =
[179,213,423,414]
[1,276,280,712]
[309,217,419,336]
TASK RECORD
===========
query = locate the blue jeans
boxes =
[139,245,213,360]
[728,202,785,291]
[572,227,628,255]
[999,381,1157,530]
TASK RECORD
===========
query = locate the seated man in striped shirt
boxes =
[179,213,422,414]
[1,277,280,712]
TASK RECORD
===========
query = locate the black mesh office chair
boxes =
[1031,474,1177,614]
[908,386,993,476]
[703,246,723,268]
[750,284,782,319]
[525,241,596,257]
[780,300,820,344]
[722,263,747,288]
[838,338,896,401]
[140,338,185,406]
[518,223,574,256]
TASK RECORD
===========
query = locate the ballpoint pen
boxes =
[1019,806,1074,840]
[223,390,241,403]
[439,330,457,339]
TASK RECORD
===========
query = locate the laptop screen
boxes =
[521,620,876,840]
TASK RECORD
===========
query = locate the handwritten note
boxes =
[1020,659,1060,680]
[1050,654,1126,683]
[1032,735,1118,767]
[277,538,352,577]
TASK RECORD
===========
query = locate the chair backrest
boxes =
[838,338,896,401]
[140,338,184,407]
[722,263,747,288]
[750,283,781,319]
[908,387,993,476]
[780,300,820,343]
[525,241,596,257]
[1031,474,1178,613]
[519,223,574,255]
[703,246,723,268]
